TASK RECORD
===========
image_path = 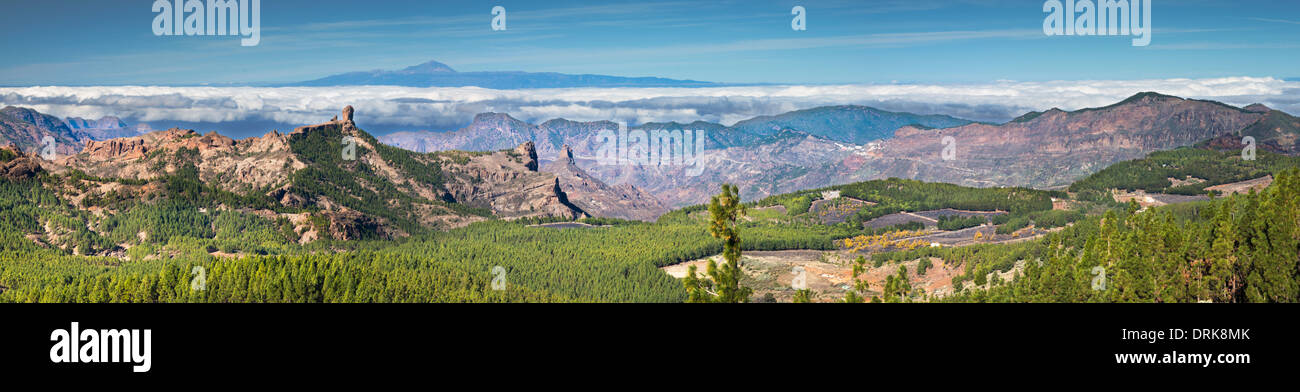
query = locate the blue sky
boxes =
[2,0,1299,86]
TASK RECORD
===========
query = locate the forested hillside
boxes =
[1069,147,1300,195]
[947,168,1300,302]
[2,137,1298,302]
[3,163,1086,302]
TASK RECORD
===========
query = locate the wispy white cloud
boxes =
[1148,42,1300,50]
[1248,17,1300,25]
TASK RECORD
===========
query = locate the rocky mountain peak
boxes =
[293,106,358,135]
[514,141,539,171]
[2,106,70,132]
[539,143,669,221]
[560,144,576,165]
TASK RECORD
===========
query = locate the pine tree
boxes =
[842,256,869,303]
[684,184,752,303]
[792,289,813,303]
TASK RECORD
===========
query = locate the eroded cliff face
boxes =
[864,93,1266,189]
[543,144,667,221]
[1202,107,1300,155]
[61,127,304,193]
[280,107,584,236]
[560,93,1274,208]
[576,129,861,208]
[0,106,88,156]
[0,145,42,180]
[37,106,584,243]
[439,141,586,220]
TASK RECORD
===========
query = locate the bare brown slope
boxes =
[1201,106,1300,155]
[858,92,1265,189]
[0,106,88,156]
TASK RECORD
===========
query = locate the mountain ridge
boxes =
[379,92,1288,212]
[290,60,721,89]
[39,106,597,242]
[379,104,977,163]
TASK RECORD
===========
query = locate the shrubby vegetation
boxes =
[752,177,1068,237]
[836,178,1056,217]
[994,209,1085,234]
[760,178,1056,219]
[783,195,812,216]
[937,215,985,231]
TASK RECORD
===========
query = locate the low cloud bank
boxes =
[2,77,1297,139]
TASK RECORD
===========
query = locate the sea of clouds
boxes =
[2,77,1298,139]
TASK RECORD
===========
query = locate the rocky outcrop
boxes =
[65,125,304,191]
[514,141,539,171]
[240,130,289,154]
[0,146,42,180]
[439,141,586,220]
[542,145,668,221]
[17,105,592,247]
[293,106,365,137]
[324,209,386,241]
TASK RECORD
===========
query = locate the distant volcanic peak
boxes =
[400,60,456,74]
[292,60,716,89]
